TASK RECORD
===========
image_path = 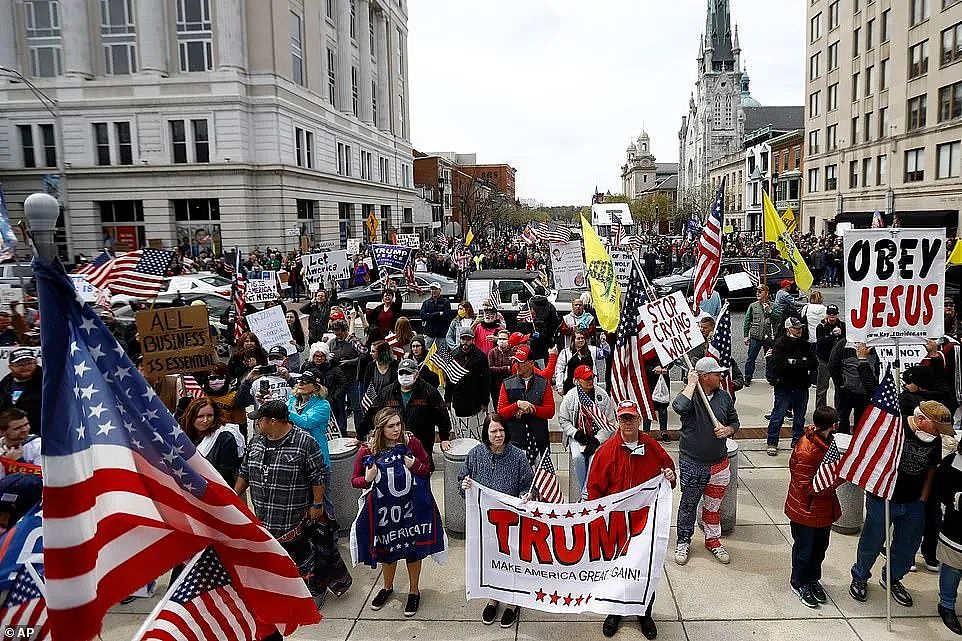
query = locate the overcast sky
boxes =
[408,0,805,205]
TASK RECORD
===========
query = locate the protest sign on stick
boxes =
[246,305,297,355]
[637,291,705,366]
[395,234,420,249]
[301,250,350,287]
[244,271,279,304]
[549,241,586,289]
[371,244,414,271]
[135,306,217,375]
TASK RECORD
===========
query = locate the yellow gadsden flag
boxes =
[580,215,621,331]
[781,207,797,234]
[464,228,475,247]
[763,192,813,291]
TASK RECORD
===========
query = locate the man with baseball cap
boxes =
[771,279,796,336]
[0,348,42,435]
[815,304,846,408]
[558,364,616,498]
[362,357,451,467]
[672,356,740,566]
[766,317,816,456]
[448,327,490,439]
[497,344,555,463]
[419,282,454,348]
[236,344,295,417]
[587,399,676,639]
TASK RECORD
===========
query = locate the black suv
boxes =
[652,257,796,307]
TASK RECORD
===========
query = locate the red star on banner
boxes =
[535,588,546,602]
[564,510,575,518]
[580,508,591,516]
[585,594,592,603]
[549,591,560,605]
[548,510,558,519]
[595,504,605,513]
[532,508,542,518]
[575,595,584,606]
[563,593,573,606]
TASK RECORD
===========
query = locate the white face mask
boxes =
[497,339,508,348]
[915,429,939,443]
[269,359,285,367]
[398,373,416,387]
[208,378,226,392]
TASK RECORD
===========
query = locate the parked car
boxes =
[336,272,459,307]
[112,292,232,357]
[652,257,798,307]
[110,272,233,305]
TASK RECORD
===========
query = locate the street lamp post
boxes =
[24,192,60,260]
[0,66,68,260]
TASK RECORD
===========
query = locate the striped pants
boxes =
[676,457,731,549]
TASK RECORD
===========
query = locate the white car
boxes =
[110,272,233,305]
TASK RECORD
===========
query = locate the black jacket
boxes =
[204,429,242,486]
[516,296,560,362]
[448,345,490,416]
[0,370,43,435]
[299,290,337,344]
[363,379,451,452]
[828,342,880,396]
[815,320,846,362]
[770,336,815,390]
[301,360,347,412]
[938,453,962,554]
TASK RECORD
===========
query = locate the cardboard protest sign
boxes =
[244,271,279,304]
[723,272,753,292]
[246,305,297,355]
[873,343,927,368]
[301,250,350,285]
[549,241,587,290]
[638,291,705,366]
[396,234,420,248]
[371,244,414,270]
[843,228,945,343]
[135,306,217,375]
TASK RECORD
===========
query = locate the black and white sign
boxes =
[638,291,705,366]
[301,250,350,285]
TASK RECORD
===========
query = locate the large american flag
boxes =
[692,178,726,310]
[610,212,625,248]
[0,566,48,640]
[73,248,173,298]
[610,261,655,420]
[812,439,843,494]
[837,367,905,500]
[532,222,572,244]
[33,256,320,641]
[577,386,612,435]
[706,306,734,395]
[137,547,284,641]
[532,449,564,503]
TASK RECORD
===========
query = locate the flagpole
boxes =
[528,448,549,497]
[129,549,205,641]
[883,334,904,632]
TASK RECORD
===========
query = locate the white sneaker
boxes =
[710,545,731,564]
[674,542,690,565]
[767,446,778,457]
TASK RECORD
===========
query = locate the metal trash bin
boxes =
[328,437,362,535]
[830,435,864,534]
[442,437,481,537]
[698,438,738,535]
[568,447,581,503]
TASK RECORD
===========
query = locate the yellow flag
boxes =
[464,229,475,247]
[949,240,962,265]
[580,216,621,331]
[781,207,797,234]
[764,192,813,291]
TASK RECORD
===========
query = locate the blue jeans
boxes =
[941,563,962,610]
[345,379,364,436]
[852,495,925,583]
[744,338,771,381]
[767,387,808,446]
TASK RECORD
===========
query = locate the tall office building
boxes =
[0,0,417,259]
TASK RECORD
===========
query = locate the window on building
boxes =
[908,94,928,130]
[867,19,875,49]
[865,65,874,95]
[350,0,357,39]
[938,141,961,178]
[351,66,359,117]
[18,125,36,168]
[880,58,890,90]
[940,81,962,121]
[854,0,860,12]
[877,155,888,185]
[396,27,404,74]
[101,0,137,75]
[808,168,819,193]
[827,123,838,150]
[100,200,146,251]
[290,12,304,86]
[192,119,209,162]
[911,0,930,27]
[852,116,859,144]
[809,91,820,117]
[879,106,889,138]
[36,124,56,167]
[170,120,187,163]
[399,92,406,137]
[115,122,132,165]
[794,148,800,169]
[173,199,221,257]
[909,41,929,78]
[370,11,376,53]
[853,27,860,57]
[828,42,839,70]
[336,142,352,176]
[829,1,840,30]
[360,150,372,180]
[852,72,860,101]
[811,13,822,42]
[25,0,63,77]
[942,22,962,66]
[327,47,337,106]
[881,9,890,42]
[296,199,317,243]
[905,147,926,182]
[862,158,873,186]
[850,160,859,188]
[94,123,111,166]
[810,53,821,80]
[371,79,378,123]
[864,111,874,142]
[379,156,390,183]
[945,0,962,9]
[809,130,819,154]
[294,127,315,168]
[176,0,213,72]
[825,164,838,190]
[169,118,209,163]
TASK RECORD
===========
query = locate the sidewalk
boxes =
[102,431,956,641]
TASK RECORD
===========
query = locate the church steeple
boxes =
[705,0,735,70]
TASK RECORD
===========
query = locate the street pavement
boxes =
[100,369,958,641]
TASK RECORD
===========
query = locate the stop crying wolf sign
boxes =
[637,291,706,366]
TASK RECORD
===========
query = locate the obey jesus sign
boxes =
[843,229,945,343]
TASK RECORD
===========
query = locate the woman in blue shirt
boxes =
[287,370,332,467]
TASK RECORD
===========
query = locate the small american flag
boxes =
[706,306,734,395]
[426,340,469,385]
[360,381,377,413]
[520,224,538,245]
[73,251,112,278]
[137,547,285,641]
[404,262,424,295]
[532,222,572,244]
[0,566,48,640]
[577,386,612,435]
[384,332,405,359]
[531,449,564,504]
[812,439,842,494]
[610,212,625,248]
[516,304,533,323]
[692,178,725,310]
[610,261,654,420]
[837,367,905,499]
[871,210,886,228]
[181,375,204,399]
[76,249,174,298]
[326,413,343,440]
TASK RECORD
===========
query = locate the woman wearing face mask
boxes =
[487,330,514,409]
[473,304,505,356]
[406,336,440,389]
[179,398,244,485]
[555,331,598,394]
[285,310,306,371]
[196,363,247,427]
[445,301,476,350]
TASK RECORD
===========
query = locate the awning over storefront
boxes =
[834,210,959,232]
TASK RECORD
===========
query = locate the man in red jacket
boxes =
[784,406,842,609]
[587,400,676,640]
[497,345,555,463]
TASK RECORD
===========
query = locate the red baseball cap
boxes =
[329,309,346,321]
[779,279,794,289]
[508,332,531,348]
[512,345,532,362]
[573,364,594,381]
[616,400,639,418]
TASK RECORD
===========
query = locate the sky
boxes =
[408,0,805,206]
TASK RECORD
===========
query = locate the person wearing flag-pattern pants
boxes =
[672,358,740,567]
[784,407,843,608]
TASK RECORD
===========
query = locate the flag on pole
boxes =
[577,387,613,435]
[33,256,321,641]
[516,304,533,323]
[871,210,886,228]
[384,332,405,359]
[763,191,814,291]
[706,306,734,395]
[580,216,621,332]
[532,222,571,244]
[950,240,962,266]
[692,177,725,311]
[781,207,797,234]
[232,249,248,342]
[610,261,655,420]
[72,249,173,298]
[0,566,48,640]
[464,228,475,247]
[836,367,905,499]
[610,212,625,248]
[811,439,843,494]
[426,340,469,385]
[360,381,378,413]
[531,449,564,504]
[180,374,204,399]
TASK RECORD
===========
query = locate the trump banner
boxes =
[843,228,945,343]
[371,244,415,271]
[350,444,448,568]
[465,476,671,616]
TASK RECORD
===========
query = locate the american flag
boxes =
[0,503,45,638]
[871,210,886,228]
[706,306,734,395]
[33,256,321,641]
[837,367,905,500]
[181,374,204,399]
[404,262,424,295]
[360,381,377,413]
[453,242,470,272]
[426,340,469,385]
[385,332,405,358]
[74,249,173,298]
[137,547,285,641]
[520,224,538,245]
[577,386,612,435]
[610,212,625,248]
[517,304,533,323]
[532,222,572,244]
[531,449,564,503]
[812,439,843,494]
[610,261,655,420]
[692,178,725,310]
[0,566,48,640]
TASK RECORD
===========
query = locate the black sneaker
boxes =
[481,602,498,625]
[880,576,913,607]
[404,592,421,617]
[849,578,867,602]
[940,604,962,635]
[638,615,657,639]
[793,583,819,609]
[499,606,518,628]
[370,588,393,611]
[603,614,622,637]
[808,581,827,604]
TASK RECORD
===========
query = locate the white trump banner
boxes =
[465,476,671,616]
